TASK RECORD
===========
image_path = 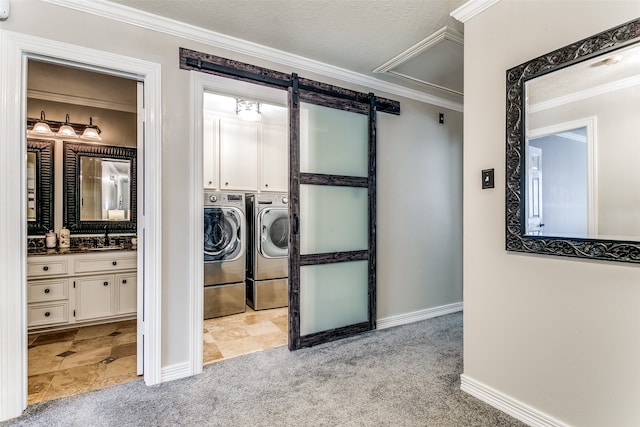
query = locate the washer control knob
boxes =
[282,197,288,204]
[209,194,217,203]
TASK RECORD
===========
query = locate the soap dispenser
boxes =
[59,225,70,248]
[45,230,57,249]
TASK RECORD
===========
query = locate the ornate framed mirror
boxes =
[506,18,640,263]
[63,141,137,234]
[27,139,54,235]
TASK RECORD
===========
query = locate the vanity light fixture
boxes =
[29,111,54,136]
[236,99,262,121]
[57,114,77,137]
[27,111,102,140]
[80,117,102,141]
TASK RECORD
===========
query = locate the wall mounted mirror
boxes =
[27,139,54,235]
[506,18,640,263]
[63,141,136,234]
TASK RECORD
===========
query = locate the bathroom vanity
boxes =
[27,248,137,330]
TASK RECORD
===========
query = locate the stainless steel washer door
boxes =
[204,207,243,262]
[259,208,288,258]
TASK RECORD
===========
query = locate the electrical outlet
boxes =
[482,169,494,189]
[438,113,445,124]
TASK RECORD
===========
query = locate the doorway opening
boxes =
[25,60,141,403]
[200,89,290,365]
[1,32,162,420]
[526,117,597,238]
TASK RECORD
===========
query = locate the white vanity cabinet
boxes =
[27,251,137,330]
[203,115,288,192]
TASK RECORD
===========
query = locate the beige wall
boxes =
[2,2,462,370]
[463,1,640,426]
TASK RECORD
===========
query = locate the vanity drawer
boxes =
[28,302,68,327]
[74,253,136,273]
[27,279,69,303]
[27,258,69,277]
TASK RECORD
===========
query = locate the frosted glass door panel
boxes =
[300,185,368,254]
[300,261,368,335]
[300,103,368,177]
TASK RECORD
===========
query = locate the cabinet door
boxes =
[203,115,218,189]
[75,275,115,321]
[219,118,258,191]
[116,273,137,314]
[260,123,289,192]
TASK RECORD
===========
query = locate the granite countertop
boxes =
[28,245,137,256]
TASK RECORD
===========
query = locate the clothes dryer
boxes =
[204,191,246,318]
[246,193,288,310]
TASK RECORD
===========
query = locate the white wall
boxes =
[1,0,462,379]
[463,1,640,426]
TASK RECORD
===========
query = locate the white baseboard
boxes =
[376,302,463,330]
[460,374,569,427]
[160,362,192,383]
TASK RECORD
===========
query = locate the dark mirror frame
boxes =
[27,139,54,235]
[506,18,640,263]
[63,141,137,234]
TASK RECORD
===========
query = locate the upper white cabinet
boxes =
[203,115,218,189]
[203,115,288,192]
[219,119,259,191]
[260,123,289,192]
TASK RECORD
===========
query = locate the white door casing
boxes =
[526,145,544,235]
[0,30,162,422]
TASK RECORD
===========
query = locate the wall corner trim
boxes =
[460,374,570,427]
[376,302,462,330]
[451,0,500,23]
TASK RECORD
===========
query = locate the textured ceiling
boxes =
[108,0,466,100]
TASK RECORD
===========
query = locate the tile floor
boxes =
[203,306,288,364]
[28,306,288,404]
[28,319,139,405]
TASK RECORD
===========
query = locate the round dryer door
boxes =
[204,207,243,261]
[259,208,288,258]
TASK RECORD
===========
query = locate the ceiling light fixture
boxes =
[236,99,262,122]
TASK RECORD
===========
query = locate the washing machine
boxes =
[204,191,246,319]
[246,193,289,310]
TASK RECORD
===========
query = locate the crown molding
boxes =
[528,75,640,113]
[374,26,463,73]
[451,0,501,23]
[27,89,137,113]
[42,0,463,112]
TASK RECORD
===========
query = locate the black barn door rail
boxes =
[180,47,400,115]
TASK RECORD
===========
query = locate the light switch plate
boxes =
[482,168,494,189]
